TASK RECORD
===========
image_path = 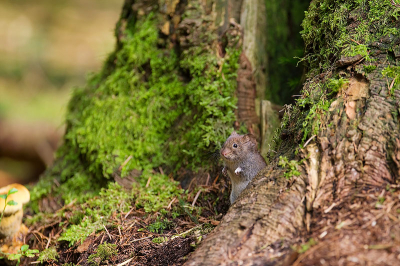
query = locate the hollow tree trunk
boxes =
[186,0,400,265]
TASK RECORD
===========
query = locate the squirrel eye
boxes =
[233,143,238,148]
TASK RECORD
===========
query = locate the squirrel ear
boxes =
[231,131,239,136]
[244,134,257,143]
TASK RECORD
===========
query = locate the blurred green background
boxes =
[0,0,123,185]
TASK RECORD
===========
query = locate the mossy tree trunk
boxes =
[185,0,400,265]
[35,0,269,207]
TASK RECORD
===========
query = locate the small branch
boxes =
[350,38,361,45]
[118,155,132,171]
[167,197,176,209]
[45,233,51,249]
[158,166,164,175]
[145,176,152,188]
[124,207,135,219]
[192,190,202,206]
[117,258,133,266]
[103,224,113,240]
[129,236,151,243]
[212,174,220,186]
[388,76,397,94]
[171,225,203,240]
[303,135,316,148]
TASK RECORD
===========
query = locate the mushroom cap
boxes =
[0,183,30,215]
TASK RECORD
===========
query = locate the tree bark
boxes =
[185,0,400,265]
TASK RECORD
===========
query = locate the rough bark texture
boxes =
[186,0,400,265]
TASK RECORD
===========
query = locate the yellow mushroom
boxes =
[0,184,30,240]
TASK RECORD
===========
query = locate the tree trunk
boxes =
[185,0,400,265]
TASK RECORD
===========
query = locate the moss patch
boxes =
[87,243,118,266]
[301,0,400,72]
[382,65,400,95]
[38,247,59,263]
[64,12,240,179]
[58,182,130,246]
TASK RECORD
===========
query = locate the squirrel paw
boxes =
[222,167,228,176]
[234,167,242,175]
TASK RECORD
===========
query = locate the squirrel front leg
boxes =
[234,167,242,175]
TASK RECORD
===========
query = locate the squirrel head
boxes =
[220,131,258,161]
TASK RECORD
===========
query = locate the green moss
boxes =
[301,0,400,72]
[382,66,400,95]
[147,218,174,234]
[152,236,169,244]
[276,0,400,152]
[344,44,371,61]
[58,182,130,246]
[278,156,302,179]
[326,77,349,93]
[63,12,240,181]
[87,243,118,266]
[29,145,107,213]
[363,64,377,73]
[38,247,59,263]
[297,238,317,253]
[133,172,183,214]
[296,79,336,142]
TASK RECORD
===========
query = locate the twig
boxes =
[31,231,50,241]
[145,176,152,188]
[187,177,196,191]
[171,225,202,240]
[118,155,132,171]
[350,38,361,45]
[388,76,397,93]
[103,224,113,240]
[192,190,202,206]
[167,197,176,209]
[126,220,137,231]
[118,226,122,237]
[129,236,151,243]
[205,173,210,186]
[116,258,133,266]
[45,233,51,249]
[124,207,135,219]
[324,202,337,213]
[303,135,316,148]
[118,226,123,244]
[212,174,220,186]
[159,167,164,175]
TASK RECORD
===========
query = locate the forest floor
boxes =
[12,173,230,265]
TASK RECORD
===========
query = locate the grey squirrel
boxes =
[220,131,267,204]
